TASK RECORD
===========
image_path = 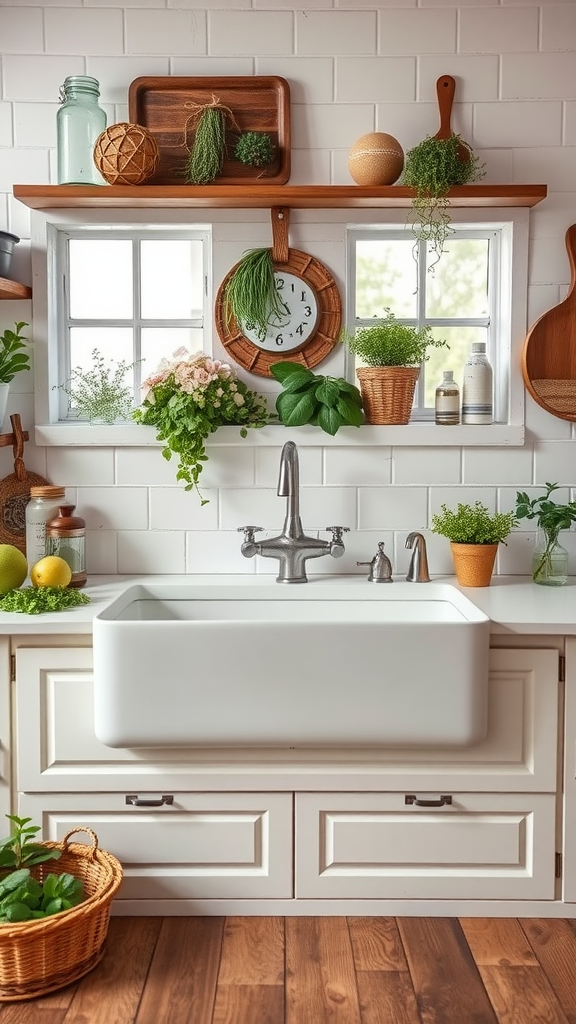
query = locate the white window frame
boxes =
[30,206,528,448]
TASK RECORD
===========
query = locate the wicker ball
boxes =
[93,123,159,185]
[348,132,404,186]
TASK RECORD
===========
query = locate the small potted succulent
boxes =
[343,308,448,424]
[431,501,519,587]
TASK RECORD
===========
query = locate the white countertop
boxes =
[0,573,574,636]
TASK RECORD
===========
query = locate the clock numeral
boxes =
[275,334,284,346]
[304,305,312,317]
[295,322,308,336]
[275,276,285,291]
[301,290,308,302]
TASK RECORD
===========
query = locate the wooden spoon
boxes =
[522,224,576,421]
[433,75,470,162]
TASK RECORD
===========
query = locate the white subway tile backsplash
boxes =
[393,448,461,486]
[430,487,497,520]
[88,58,170,104]
[3,55,84,101]
[336,57,415,104]
[0,9,43,53]
[201,446,255,488]
[46,447,114,487]
[324,447,392,487]
[359,487,428,531]
[256,446,322,487]
[220,487,283,531]
[150,487,218,531]
[0,104,12,147]
[115,447,177,486]
[187,530,256,574]
[13,103,58,149]
[418,56,499,102]
[0,147,48,192]
[209,11,293,55]
[296,11,377,55]
[292,103,375,150]
[541,5,576,52]
[126,9,206,56]
[502,54,576,101]
[463,447,533,485]
[86,530,117,576]
[118,531,186,575]
[459,7,538,53]
[525,395,572,443]
[297,486,357,531]
[379,9,456,55]
[534,443,576,486]
[45,8,124,55]
[77,487,149,530]
[257,57,334,104]
[474,103,562,149]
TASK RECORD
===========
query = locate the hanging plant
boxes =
[222,247,285,338]
[401,135,485,266]
[182,96,239,185]
[234,132,275,168]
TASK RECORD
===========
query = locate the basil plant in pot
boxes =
[0,321,31,429]
[431,501,519,587]
[515,482,576,586]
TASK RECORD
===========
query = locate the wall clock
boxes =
[214,208,342,378]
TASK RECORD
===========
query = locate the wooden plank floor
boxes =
[1,917,576,1023]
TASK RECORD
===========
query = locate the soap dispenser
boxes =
[357,542,393,583]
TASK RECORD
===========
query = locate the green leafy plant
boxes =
[185,106,227,185]
[234,132,274,168]
[0,815,62,873]
[343,308,448,367]
[223,247,285,339]
[134,349,269,504]
[401,136,485,266]
[56,348,136,423]
[0,869,84,923]
[0,586,91,614]
[431,502,519,545]
[0,321,30,384]
[515,482,576,583]
[270,362,363,436]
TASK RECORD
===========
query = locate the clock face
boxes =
[242,272,319,354]
[215,248,342,378]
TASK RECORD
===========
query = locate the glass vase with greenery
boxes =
[56,348,136,424]
[515,482,576,586]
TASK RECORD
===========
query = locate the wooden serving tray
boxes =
[128,76,291,186]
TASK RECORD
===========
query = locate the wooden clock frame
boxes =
[214,207,342,378]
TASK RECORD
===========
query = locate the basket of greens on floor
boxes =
[0,815,123,1001]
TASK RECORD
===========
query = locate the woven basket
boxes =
[93,122,159,185]
[356,366,420,424]
[532,378,576,416]
[0,827,123,1002]
[450,542,498,588]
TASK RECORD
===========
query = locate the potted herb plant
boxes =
[343,308,448,424]
[431,501,519,587]
[0,321,30,428]
[56,348,136,424]
[515,482,576,586]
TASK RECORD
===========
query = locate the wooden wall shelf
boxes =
[13,184,547,211]
[0,277,32,300]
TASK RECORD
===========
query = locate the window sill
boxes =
[35,422,524,447]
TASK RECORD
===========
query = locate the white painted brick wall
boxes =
[0,1,574,578]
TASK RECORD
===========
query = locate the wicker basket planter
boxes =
[450,542,498,588]
[0,827,123,1002]
[356,366,420,425]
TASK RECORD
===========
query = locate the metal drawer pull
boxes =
[125,794,174,807]
[405,794,453,808]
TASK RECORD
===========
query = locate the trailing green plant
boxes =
[0,321,30,384]
[184,106,227,185]
[401,135,485,266]
[56,348,136,423]
[0,586,91,614]
[0,815,84,923]
[234,132,275,168]
[343,308,448,367]
[223,247,285,339]
[515,482,576,582]
[431,502,519,545]
[134,349,269,504]
[270,362,364,436]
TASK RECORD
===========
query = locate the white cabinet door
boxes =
[19,791,293,900]
[296,791,556,901]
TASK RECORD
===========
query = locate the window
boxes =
[50,226,210,421]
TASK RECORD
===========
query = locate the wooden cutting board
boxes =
[0,414,49,552]
[433,75,470,162]
[522,224,576,421]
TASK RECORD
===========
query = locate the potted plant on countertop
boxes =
[515,482,576,586]
[0,321,30,429]
[342,308,448,424]
[431,501,519,587]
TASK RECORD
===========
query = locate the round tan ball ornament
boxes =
[348,132,404,186]
[93,122,159,185]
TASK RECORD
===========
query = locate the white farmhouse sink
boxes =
[92,581,490,749]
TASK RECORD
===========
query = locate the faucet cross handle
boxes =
[325,525,350,558]
[237,525,264,559]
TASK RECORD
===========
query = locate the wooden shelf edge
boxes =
[0,277,32,300]
[13,183,547,211]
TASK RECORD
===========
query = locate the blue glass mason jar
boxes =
[57,76,107,185]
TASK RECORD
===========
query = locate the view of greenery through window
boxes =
[353,233,492,411]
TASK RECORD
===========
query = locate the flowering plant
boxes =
[133,349,269,504]
[56,348,135,423]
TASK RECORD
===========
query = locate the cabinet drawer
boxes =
[296,792,556,901]
[19,792,293,900]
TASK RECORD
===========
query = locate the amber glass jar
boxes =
[46,504,87,589]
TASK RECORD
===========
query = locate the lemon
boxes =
[0,545,28,595]
[30,555,72,589]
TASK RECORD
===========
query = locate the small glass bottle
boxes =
[46,505,87,589]
[435,370,460,425]
[462,342,493,424]
[25,486,66,570]
[57,76,107,186]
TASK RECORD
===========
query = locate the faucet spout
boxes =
[277,440,303,539]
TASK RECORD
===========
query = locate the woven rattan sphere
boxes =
[348,132,404,186]
[93,123,159,185]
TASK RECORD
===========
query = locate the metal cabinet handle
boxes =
[125,794,174,807]
[404,794,453,808]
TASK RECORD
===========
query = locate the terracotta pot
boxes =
[356,366,420,425]
[450,542,498,587]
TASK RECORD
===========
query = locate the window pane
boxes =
[141,240,204,319]
[141,328,205,378]
[356,239,417,318]
[424,326,489,407]
[70,328,134,375]
[426,239,489,318]
[69,240,133,319]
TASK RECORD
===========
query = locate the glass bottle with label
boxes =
[25,486,66,570]
[462,342,493,424]
[57,76,107,185]
[435,370,460,425]
[46,504,87,589]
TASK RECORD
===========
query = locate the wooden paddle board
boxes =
[0,414,49,552]
[522,224,576,421]
[433,75,470,162]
